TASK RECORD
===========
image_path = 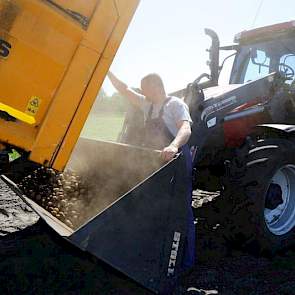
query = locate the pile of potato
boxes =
[18,167,90,229]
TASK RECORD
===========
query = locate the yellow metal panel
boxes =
[29,45,101,165]
[0,121,36,150]
[81,0,119,53]
[29,0,120,166]
[103,0,139,60]
[0,32,65,123]
[48,0,99,20]
[0,0,84,151]
[53,0,140,170]
[0,0,139,168]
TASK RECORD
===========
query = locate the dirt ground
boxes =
[0,180,295,295]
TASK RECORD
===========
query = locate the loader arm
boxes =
[189,72,277,160]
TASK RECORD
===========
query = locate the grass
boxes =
[81,112,125,142]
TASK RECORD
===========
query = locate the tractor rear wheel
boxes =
[222,137,295,255]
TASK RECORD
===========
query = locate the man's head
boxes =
[140,73,166,102]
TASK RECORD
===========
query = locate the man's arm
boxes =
[107,71,142,107]
[161,120,191,161]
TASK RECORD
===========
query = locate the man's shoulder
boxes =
[164,96,192,123]
[166,96,189,108]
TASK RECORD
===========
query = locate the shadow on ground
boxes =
[0,188,295,295]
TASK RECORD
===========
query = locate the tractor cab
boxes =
[230,21,295,86]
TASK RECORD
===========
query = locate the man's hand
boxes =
[161,121,191,162]
[107,71,142,107]
[161,144,178,162]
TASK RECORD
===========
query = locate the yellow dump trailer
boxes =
[0,1,194,293]
[0,0,139,170]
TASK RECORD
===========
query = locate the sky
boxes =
[103,0,295,95]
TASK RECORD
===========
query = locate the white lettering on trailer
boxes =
[167,231,181,277]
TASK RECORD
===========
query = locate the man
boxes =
[107,71,195,273]
[107,71,192,161]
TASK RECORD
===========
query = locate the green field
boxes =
[81,112,125,142]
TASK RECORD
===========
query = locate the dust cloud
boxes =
[20,138,165,231]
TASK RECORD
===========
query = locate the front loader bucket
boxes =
[3,138,191,294]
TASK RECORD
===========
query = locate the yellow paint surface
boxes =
[0,0,139,168]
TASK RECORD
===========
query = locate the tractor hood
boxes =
[195,73,276,124]
[202,84,242,101]
[189,73,277,151]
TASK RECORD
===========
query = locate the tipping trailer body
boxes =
[0,0,139,170]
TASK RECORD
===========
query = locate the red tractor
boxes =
[186,21,295,254]
[119,20,295,256]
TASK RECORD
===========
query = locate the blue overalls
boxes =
[143,98,195,272]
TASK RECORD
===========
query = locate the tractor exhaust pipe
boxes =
[204,28,220,86]
[170,28,220,98]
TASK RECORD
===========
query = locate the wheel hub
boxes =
[264,165,295,236]
[265,183,283,210]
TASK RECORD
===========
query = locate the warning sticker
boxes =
[26,96,41,116]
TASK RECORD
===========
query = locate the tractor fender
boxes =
[254,124,295,136]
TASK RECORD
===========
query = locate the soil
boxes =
[0,180,294,295]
